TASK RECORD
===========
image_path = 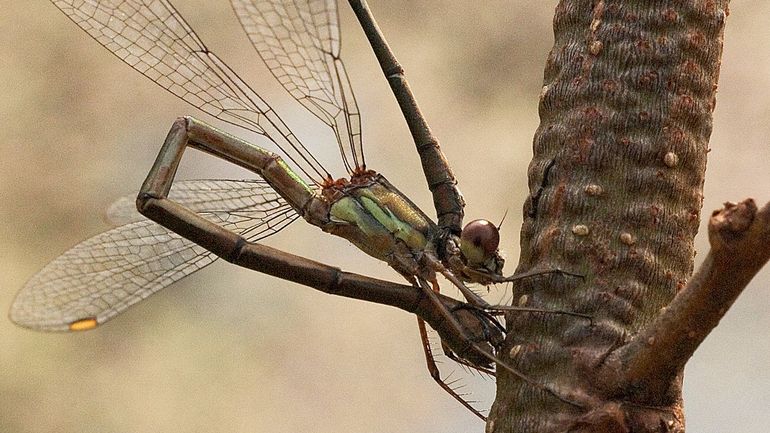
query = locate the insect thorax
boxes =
[321,172,438,276]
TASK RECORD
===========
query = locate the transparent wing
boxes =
[231,0,364,172]
[51,0,333,184]
[10,179,298,332]
[105,179,287,226]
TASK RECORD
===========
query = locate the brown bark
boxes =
[487,1,747,432]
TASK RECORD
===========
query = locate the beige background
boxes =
[1,1,768,432]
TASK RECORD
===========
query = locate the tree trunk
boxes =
[488,1,733,432]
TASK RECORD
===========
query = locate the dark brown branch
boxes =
[602,199,770,397]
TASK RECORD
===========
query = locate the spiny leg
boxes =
[482,268,592,322]
[421,253,490,307]
[441,304,499,378]
[424,252,589,324]
[412,277,584,409]
[417,315,487,421]
[416,280,492,418]
[442,347,496,379]
[440,304,591,374]
[426,279,463,360]
[422,252,592,372]
[431,297,500,378]
[484,305,592,324]
[504,267,584,283]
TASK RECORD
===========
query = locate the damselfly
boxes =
[10,0,586,420]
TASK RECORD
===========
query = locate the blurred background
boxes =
[1,1,768,432]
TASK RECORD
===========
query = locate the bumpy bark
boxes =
[488,2,730,432]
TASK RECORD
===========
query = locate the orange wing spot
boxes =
[69,317,98,331]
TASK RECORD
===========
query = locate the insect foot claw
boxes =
[436,305,505,369]
[449,303,505,348]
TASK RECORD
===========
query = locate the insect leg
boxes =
[417,316,487,421]
[412,278,585,409]
[502,267,585,283]
[421,253,490,307]
[418,279,493,417]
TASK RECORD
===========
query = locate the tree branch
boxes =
[603,199,770,397]
[489,1,732,430]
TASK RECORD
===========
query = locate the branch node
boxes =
[598,199,770,403]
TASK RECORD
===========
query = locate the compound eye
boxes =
[460,219,500,265]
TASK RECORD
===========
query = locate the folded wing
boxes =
[10,179,297,331]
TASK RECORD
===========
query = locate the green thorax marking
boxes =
[325,173,436,265]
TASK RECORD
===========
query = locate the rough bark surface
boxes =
[488,1,729,432]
